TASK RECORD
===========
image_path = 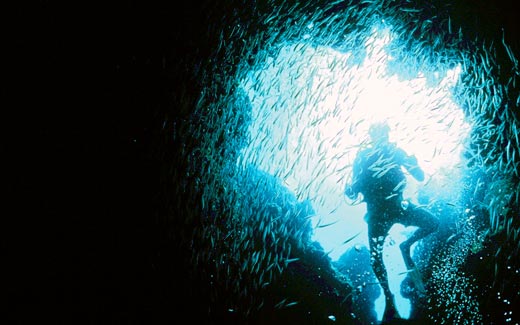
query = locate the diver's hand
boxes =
[405,155,425,181]
[344,186,358,200]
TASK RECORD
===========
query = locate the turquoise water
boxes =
[189,2,520,323]
[239,25,469,322]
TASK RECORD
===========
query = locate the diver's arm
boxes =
[344,182,358,200]
[345,155,362,199]
[403,154,424,182]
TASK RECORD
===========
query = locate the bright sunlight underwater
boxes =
[239,24,471,320]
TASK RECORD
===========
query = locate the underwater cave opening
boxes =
[238,22,473,321]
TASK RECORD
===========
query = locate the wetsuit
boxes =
[350,142,435,242]
[346,141,439,320]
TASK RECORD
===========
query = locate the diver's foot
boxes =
[382,295,401,322]
[382,307,400,322]
[408,268,426,294]
[399,242,415,270]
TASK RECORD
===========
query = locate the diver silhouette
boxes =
[344,122,439,322]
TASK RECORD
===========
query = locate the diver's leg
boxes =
[369,231,390,297]
[368,220,400,320]
[399,206,439,270]
[399,205,439,294]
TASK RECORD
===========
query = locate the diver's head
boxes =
[368,122,390,144]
